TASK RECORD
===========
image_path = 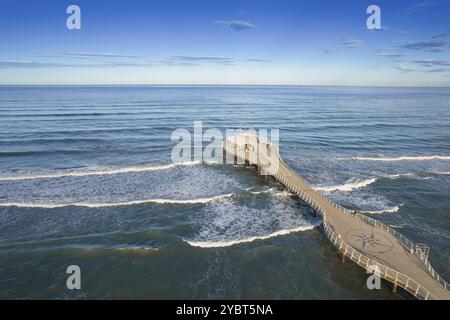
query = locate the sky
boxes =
[0,0,449,86]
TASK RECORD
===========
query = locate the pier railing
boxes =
[276,158,449,292]
[352,212,449,291]
[274,163,437,299]
[322,213,436,300]
[224,138,449,296]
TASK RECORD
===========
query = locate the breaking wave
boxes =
[0,194,233,208]
[0,188,279,209]
[185,224,319,248]
[350,155,450,161]
[314,171,435,193]
[0,161,201,182]
[362,204,403,214]
[432,171,450,175]
[315,178,377,192]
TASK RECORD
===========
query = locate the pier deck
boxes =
[224,133,450,300]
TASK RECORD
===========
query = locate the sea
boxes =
[0,85,449,299]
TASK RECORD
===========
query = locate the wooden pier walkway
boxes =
[224,133,450,300]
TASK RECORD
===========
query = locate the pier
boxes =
[224,133,450,300]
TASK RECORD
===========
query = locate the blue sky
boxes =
[0,0,449,86]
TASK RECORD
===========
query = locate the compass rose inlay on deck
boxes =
[344,229,394,254]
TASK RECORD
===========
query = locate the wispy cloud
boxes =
[411,59,450,67]
[0,59,148,69]
[215,20,257,31]
[393,64,416,73]
[161,56,235,66]
[403,0,440,15]
[398,33,450,52]
[396,30,409,37]
[0,60,70,68]
[244,58,271,63]
[339,36,362,48]
[426,68,450,73]
[1,53,269,69]
[375,52,406,58]
[393,59,450,74]
[34,52,148,59]
[320,48,336,54]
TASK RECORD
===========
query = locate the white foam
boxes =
[0,187,277,209]
[0,193,235,208]
[5,245,160,254]
[248,187,276,195]
[0,161,201,182]
[385,173,414,178]
[313,172,431,192]
[362,204,403,214]
[315,178,377,192]
[387,174,433,181]
[185,224,318,248]
[388,224,405,229]
[351,156,450,162]
[113,246,159,252]
[433,171,450,175]
[379,172,438,180]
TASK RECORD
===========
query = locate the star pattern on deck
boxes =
[354,232,382,248]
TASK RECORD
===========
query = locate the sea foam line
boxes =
[313,172,426,192]
[432,171,450,175]
[350,155,450,162]
[0,188,279,209]
[0,161,201,182]
[185,224,318,248]
[0,245,159,254]
[0,194,234,208]
[362,204,403,215]
[315,178,377,192]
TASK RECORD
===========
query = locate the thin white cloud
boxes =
[375,51,406,58]
[163,56,235,66]
[53,52,147,59]
[393,64,416,73]
[320,48,336,54]
[339,36,362,48]
[393,59,450,74]
[398,32,450,52]
[411,59,450,67]
[1,53,270,69]
[215,20,257,31]
[404,0,440,15]
[245,58,271,63]
[0,59,149,68]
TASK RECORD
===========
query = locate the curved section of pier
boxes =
[224,133,450,300]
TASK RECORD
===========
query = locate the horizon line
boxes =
[1,84,450,88]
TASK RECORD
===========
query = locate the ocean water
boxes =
[0,85,449,299]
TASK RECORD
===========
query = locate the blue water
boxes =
[0,85,449,299]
